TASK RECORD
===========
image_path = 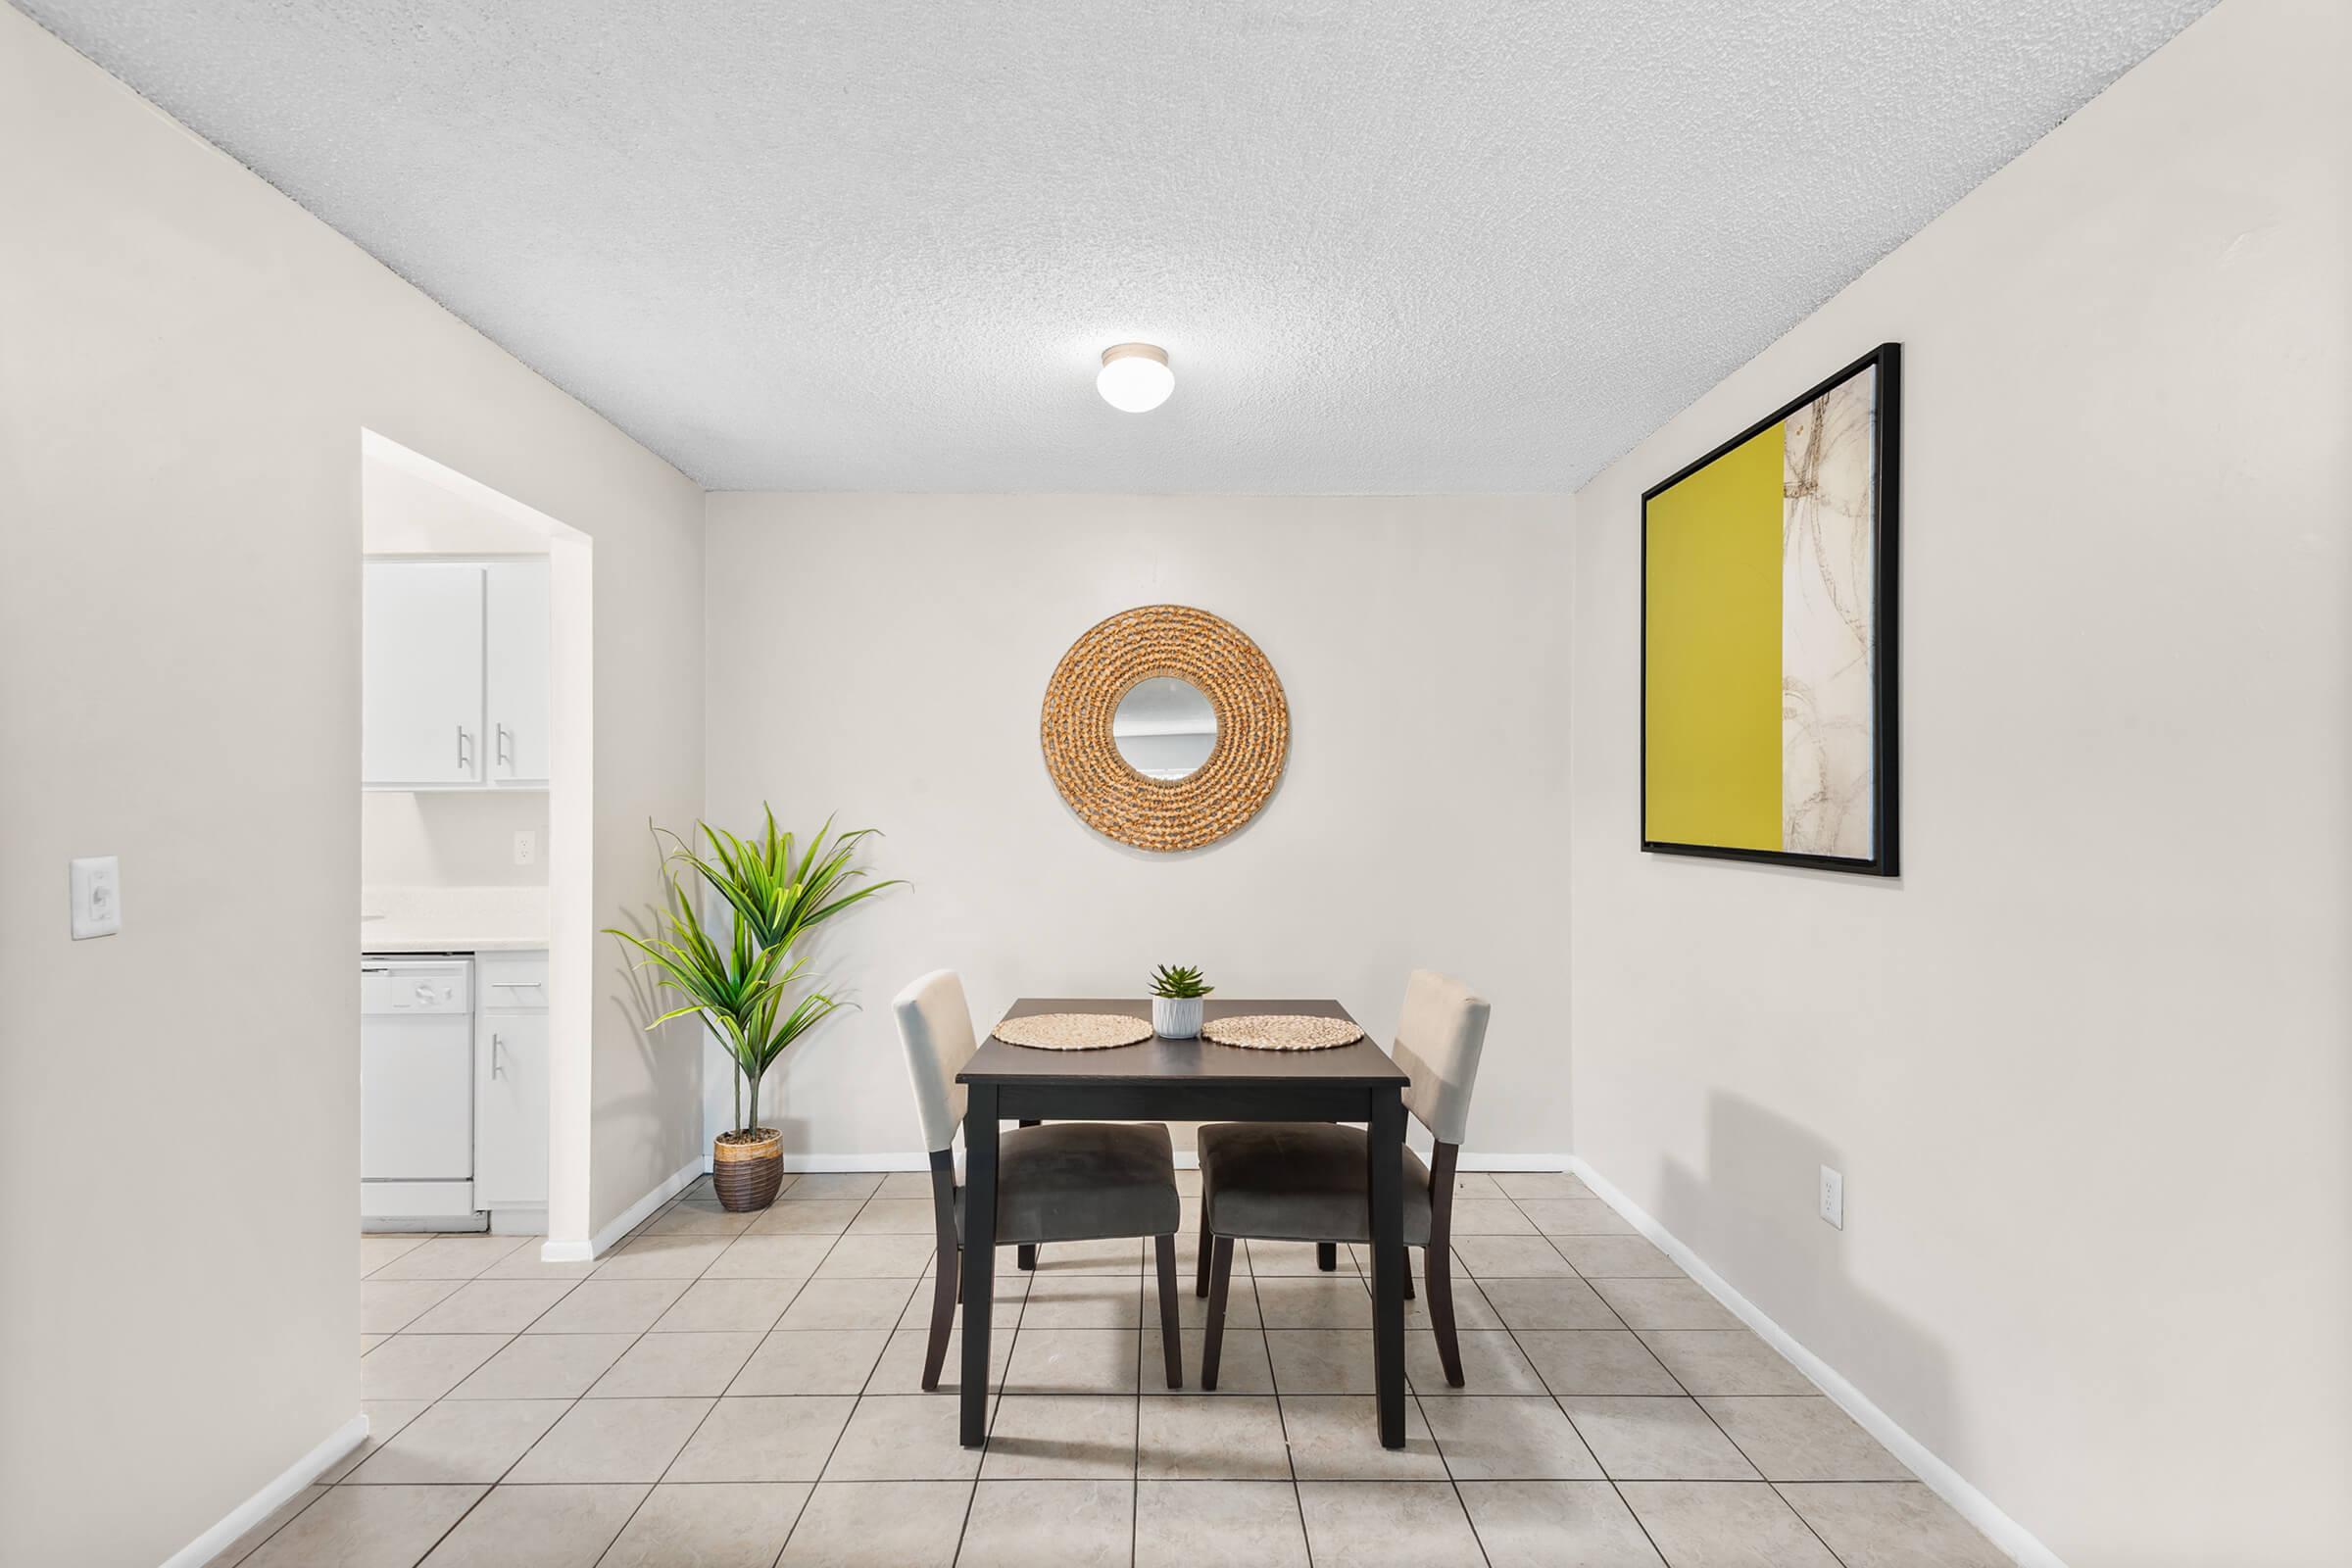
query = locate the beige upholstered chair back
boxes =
[893,969,979,1153]
[1394,969,1491,1146]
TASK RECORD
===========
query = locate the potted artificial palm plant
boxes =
[612,810,901,1210]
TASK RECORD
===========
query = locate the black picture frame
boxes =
[1640,341,1901,877]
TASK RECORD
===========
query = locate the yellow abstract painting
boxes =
[1642,347,1898,874]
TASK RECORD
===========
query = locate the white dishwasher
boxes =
[361,956,478,1228]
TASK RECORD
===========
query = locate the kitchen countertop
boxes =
[362,885,549,954]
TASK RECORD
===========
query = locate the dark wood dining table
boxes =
[957,996,1413,1448]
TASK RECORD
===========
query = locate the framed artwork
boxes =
[1642,342,1900,876]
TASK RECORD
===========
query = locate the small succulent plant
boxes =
[1148,963,1213,1000]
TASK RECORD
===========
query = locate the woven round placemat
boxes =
[1200,1014,1366,1052]
[993,1012,1155,1051]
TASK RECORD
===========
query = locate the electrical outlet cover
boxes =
[1819,1164,1844,1230]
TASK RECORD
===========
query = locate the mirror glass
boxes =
[1112,677,1218,781]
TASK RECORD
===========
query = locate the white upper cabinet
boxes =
[364,558,549,790]
[485,560,551,787]
[364,563,485,787]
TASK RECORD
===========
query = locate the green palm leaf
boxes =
[609,808,901,1136]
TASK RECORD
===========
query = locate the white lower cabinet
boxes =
[473,950,550,1225]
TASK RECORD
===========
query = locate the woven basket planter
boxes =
[711,1128,784,1211]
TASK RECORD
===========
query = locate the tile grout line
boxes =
[1493,1179,1866,1567]
[1519,1191,1861,1568]
[1486,1183,1677,1568]
[341,1168,1879,1568]
[707,1174,886,1568]
[1131,1247,1145,1568]
[445,1189,754,1558]
[355,1229,566,1568]
[1250,1241,1315,1568]
[349,1234,548,1568]
[945,1211,1034,1568]
[350,1175,824,1566]
[1414,1223,1496,1568]
[612,1171,845,1558]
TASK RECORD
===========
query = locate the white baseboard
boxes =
[540,1154,705,1263]
[1458,1151,1578,1171]
[167,1412,368,1568]
[1566,1156,2063,1568]
[774,1152,931,1172]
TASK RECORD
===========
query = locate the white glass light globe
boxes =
[1097,343,1174,413]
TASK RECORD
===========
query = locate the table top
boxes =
[960,998,1409,1087]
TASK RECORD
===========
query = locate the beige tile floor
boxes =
[225,1169,2008,1567]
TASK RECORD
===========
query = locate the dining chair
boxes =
[1193,968,1491,1388]
[892,969,1188,1390]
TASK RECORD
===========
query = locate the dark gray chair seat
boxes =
[957,1121,1180,1245]
[1198,1121,1434,1245]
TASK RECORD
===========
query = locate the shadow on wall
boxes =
[1654,1090,1953,1446]
[600,913,703,1153]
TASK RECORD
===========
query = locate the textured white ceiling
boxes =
[22,0,2211,491]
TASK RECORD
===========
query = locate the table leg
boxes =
[1015,1119,1041,1270]
[1367,1085,1406,1448]
[960,1085,999,1447]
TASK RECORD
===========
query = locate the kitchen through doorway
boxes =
[358,431,595,1283]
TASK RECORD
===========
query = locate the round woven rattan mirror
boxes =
[1040,605,1289,852]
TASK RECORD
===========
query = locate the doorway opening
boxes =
[358,430,593,1269]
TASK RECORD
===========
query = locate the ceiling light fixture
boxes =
[1097,342,1174,413]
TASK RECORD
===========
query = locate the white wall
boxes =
[362,449,560,556]
[0,12,704,1566]
[1567,3,2351,1563]
[362,789,550,889]
[703,493,1571,1161]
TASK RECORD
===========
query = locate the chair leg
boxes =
[921,1244,958,1391]
[1153,1234,1183,1389]
[1195,1209,1212,1297]
[1201,1236,1235,1391]
[1423,1142,1459,1383]
[1424,1244,1464,1387]
[1316,1241,1338,1272]
[1402,1253,1415,1300]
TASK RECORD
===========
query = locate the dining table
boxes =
[956,996,1413,1448]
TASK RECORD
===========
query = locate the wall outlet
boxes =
[70,856,122,939]
[1819,1164,1845,1230]
[513,830,537,867]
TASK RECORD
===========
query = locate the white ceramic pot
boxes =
[1152,995,1203,1040]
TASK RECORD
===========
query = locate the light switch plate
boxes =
[70,856,122,939]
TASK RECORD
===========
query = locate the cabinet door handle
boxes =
[491,1032,506,1079]
[457,724,475,771]
[495,723,513,769]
